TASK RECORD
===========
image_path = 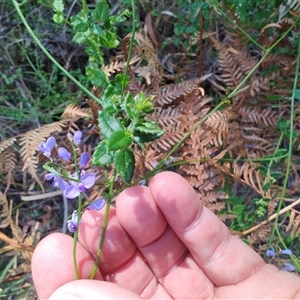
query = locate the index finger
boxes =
[148,171,265,286]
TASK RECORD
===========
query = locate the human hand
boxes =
[32,171,300,299]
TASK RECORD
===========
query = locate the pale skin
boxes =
[32,171,300,299]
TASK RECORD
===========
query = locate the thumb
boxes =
[49,280,142,300]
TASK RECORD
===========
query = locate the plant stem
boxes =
[12,0,101,104]
[71,140,83,280]
[120,0,136,99]
[89,174,115,279]
[269,17,300,246]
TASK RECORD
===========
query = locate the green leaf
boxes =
[277,118,287,131]
[262,182,271,192]
[107,130,132,151]
[93,0,110,23]
[133,131,164,144]
[114,149,135,183]
[98,31,119,48]
[71,15,89,32]
[270,171,283,179]
[98,111,123,139]
[92,141,113,165]
[232,204,245,216]
[86,67,108,87]
[258,165,268,176]
[53,13,64,24]
[123,93,135,119]
[135,121,164,135]
[295,89,300,100]
[53,0,64,12]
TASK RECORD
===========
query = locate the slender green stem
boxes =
[207,0,265,50]
[89,174,115,279]
[12,0,101,104]
[269,17,300,246]
[82,0,87,17]
[120,0,136,99]
[275,227,300,272]
[70,140,83,280]
[227,19,298,100]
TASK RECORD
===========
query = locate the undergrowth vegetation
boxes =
[1,0,300,297]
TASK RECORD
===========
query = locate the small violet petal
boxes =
[64,185,80,199]
[79,152,89,169]
[58,147,72,162]
[87,198,106,211]
[281,263,295,272]
[73,131,82,145]
[45,173,55,180]
[281,249,292,255]
[53,177,69,190]
[81,173,95,189]
[67,220,78,233]
[266,247,276,258]
[39,136,56,158]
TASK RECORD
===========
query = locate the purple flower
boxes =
[39,137,56,158]
[266,247,276,258]
[138,179,147,186]
[87,198,106,211]
[45,173,69,190]
[281,263,295,272]
[64,172,96,199]
[67,210,80,233]
[68,131,82,145]
[58,147,72,162]
[281,249,292,255]
[79,152,89,169]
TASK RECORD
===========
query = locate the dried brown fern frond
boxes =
[205,110,229,146]
[0,137,17,154]
[0,146,17,193]
[62,104,91,119]
[232,162,264,196]
[238,106,280,127]
[103,56,141,77]
[154,79,202,106]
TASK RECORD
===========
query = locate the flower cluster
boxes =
[39,131,106,233]
[265,246,295,273]
[39,131,95,199]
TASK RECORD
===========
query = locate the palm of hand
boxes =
[32,172,300,299]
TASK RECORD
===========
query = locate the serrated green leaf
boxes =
[92,141,113,165]
[71,15,89,32]
[133,131,164,144]
[135,121,164,135]
[258,165,268,176]
[98,111,123,139]
[263,182,271,192]
[114,149,135,183]
[53,14,64,24]
[86,67,108,86]
[72,32,88,44]
[93,0,109,22]
[107,130,132,151]
[270,171,283,179]
[53,0,64,12]
[277,118,287,131]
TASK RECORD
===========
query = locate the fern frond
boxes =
[238,107,279,127]
[62,104,90,119]
[0,147,17,193]
[154,79,200,106]
[0,137,16,154]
